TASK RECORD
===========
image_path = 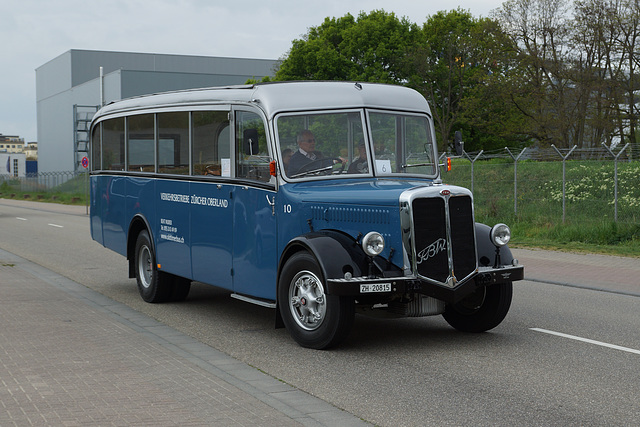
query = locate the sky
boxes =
[2,0,505,143]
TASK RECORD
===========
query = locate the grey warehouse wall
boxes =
[36,50,278,173]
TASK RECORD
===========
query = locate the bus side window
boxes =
[235,111,271,182]
[157,112,189,175]
[192,111,230,177]
[91,123,101,171]
[127,113,155,172]
[102,117,124,171]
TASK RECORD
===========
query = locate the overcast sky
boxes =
[2,0,504,142]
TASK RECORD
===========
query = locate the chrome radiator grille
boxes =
[410,193,476,287]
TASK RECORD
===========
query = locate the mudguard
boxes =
[279,230,370,282]
[475,223,516,267]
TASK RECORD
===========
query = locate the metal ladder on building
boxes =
[73,105,99,173]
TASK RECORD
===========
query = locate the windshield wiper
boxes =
[401,162,433,169]
[289,165,333,178]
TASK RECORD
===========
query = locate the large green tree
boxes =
[275,9,527,152]
[275,10,421,83]
[405,9,525,152]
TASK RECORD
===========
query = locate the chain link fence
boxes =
[2,146,639,227]
[442,144,640,225]
[0,171,88,204]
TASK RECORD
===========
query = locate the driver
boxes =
[288,130,344,175]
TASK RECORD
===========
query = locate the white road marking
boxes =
[531,328,640,355]
[48,223,64,228]
[16,217,28,221]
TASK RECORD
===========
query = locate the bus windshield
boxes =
[277,110,437,179]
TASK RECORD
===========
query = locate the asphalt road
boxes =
[1,199,639,426]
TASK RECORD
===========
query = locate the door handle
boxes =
[266,195,275,215]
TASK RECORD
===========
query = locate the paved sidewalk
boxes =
[0,249,369,427]
[512,247,640,296]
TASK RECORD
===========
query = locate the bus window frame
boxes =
[274,108,369,182]
[232,106,274,185]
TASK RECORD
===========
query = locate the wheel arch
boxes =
[278,230,368,285]
[475,222,516,267]
[275,230,368,329]
[127,214,153,279]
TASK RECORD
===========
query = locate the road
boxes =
[1,199,639,426]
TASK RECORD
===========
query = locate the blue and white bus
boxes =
[90,81,523,349]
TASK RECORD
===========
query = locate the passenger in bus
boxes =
[348,142,368,174]
[204,164,221,175]
[288,130,344,175]
[282,148,292,174]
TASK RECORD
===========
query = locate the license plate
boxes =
[360,283,391,293]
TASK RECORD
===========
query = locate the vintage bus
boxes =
[89,81,523,349]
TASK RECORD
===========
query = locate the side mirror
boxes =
[454,131,463,156]
[243,129,259,155]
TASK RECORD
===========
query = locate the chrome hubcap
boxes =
[138,245,153,289]
[289,270,326,331]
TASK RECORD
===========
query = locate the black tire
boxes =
[134,230,172,303]
[278,252,355,349]
[442,282,513,333]
[169,276,191,302]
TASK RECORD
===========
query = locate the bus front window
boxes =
[368,111,437,177]
[277,111,366,179]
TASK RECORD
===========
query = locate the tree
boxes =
[275,10,421,83]
[496,0,639,152]
[571,0,625,148]
[405,9,524,152]
[495,0,581,148]
[616,0,640,153]
[457,18,530,151]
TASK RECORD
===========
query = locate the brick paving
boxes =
[0,252,368,426]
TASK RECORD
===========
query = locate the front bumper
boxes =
[325,264,524,304]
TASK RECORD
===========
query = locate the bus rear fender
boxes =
[127,214,153,279]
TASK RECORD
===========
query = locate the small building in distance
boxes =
[0,134,25,154]
[0,153,26,178]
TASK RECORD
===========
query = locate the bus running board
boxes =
[230,293,277,309]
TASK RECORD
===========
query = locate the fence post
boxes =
[462,149,483,194]
[602,142,630,222]
[551,144,577,223]
[505,147,527,217]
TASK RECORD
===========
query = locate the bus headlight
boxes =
[490,223,511,247]
[362,231,385,257]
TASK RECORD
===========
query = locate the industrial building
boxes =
[35,50,278,173]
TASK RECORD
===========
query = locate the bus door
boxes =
[155,179,191,278]
[231,109,278,300]
[190,110,234,290]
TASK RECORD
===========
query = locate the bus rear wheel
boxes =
[278,251,354,349]
[134,230,174,303]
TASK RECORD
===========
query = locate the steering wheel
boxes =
[293,157,344,177]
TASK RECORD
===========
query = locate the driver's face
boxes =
[299,135,316,152]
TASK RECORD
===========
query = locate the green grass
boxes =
[0,176,87,205]
[444,158,640,257]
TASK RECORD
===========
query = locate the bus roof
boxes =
[91,81,431,123]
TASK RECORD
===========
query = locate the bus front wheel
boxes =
[278,251,354,349]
